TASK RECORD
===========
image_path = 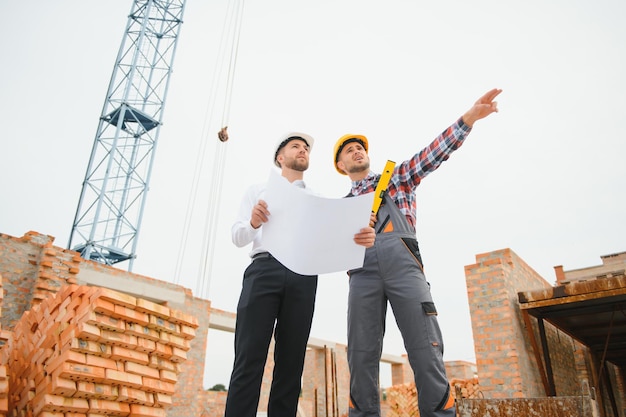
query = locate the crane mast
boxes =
[69,0,187,270]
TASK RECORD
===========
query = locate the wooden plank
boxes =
[519,287,626,309]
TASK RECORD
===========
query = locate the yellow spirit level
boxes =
[371,160,395,215]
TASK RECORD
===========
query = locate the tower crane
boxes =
[68,0,186,270]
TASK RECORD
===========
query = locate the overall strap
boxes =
[375,193,415,235]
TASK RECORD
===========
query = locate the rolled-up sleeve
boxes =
[397,117,472,189]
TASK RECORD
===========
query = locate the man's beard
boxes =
[284,157,309,172]
[346,160,370,175]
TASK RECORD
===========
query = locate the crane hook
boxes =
[218,126,229,142]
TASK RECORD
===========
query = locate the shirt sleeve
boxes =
[395,117,472,189]
[231,183,264,248]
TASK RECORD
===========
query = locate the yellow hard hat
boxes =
[333,134,368,175]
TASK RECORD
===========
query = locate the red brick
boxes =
[48,375,77,397]
[44,350,87,375]
[85,352,118,370]
[88,398,131,416]
[67,337,112,358]
[74,381,118,400]
[154,392,173,407]
[85,310,126,333]
[54,362,106,383]
[129,403,167,417]
[135,337,157,353]
[142,376,176,394]
[100,329,137,348]
[126,322,160,341]
[104,368,143,389]
[169,308,199,328]
[115,305,150,326]
[135,298,170,319]
[159,332,190,351]
[92,287,137,309]
[74,322,101,342]
[160,369,177,383]
[118,385,155,406]
[110,344,150,365]
[33,393,89,414]
[124,361,160,379]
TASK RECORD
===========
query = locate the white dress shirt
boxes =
[231,179,308,258]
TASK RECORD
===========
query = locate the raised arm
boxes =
[461,88,502,127]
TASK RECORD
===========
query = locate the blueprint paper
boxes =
[261,170,374,276]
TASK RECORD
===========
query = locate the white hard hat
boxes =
[274,132,315,167]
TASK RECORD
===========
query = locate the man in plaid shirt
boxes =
[333,88,502,417]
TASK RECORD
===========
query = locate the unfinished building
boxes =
[0,231,624,416]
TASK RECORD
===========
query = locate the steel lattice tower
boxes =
[69,0,187,270]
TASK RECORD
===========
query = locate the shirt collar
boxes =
[293,179,306,189]
[351,171,376,188]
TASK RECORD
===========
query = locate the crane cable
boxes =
[197,0,246,300]
[172,0,246,300]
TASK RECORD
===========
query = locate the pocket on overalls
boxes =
[400,237,424,271]
[422,301,437,315]
[422,301,444,350]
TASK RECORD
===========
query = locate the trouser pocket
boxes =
[422,301,444,350]
[422,301,438,316]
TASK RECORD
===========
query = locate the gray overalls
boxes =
[347,193,455,417]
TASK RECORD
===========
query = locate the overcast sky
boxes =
[1,0,625,389]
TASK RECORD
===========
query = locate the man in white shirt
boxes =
[225,132,375,417]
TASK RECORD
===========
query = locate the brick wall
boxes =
[391,355,414,386]
[464,248,581,398]
[203,391,228,416]
[302,343,350,416]
[445,360,477,380]
[0,232,69,330]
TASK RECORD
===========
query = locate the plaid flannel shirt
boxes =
[348,117,472,231]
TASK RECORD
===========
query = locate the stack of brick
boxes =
[385,383,419,417]
[0,284,198,417]
[384,377,482,417]
[451,377,481,399]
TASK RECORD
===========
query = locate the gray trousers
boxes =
[347,233,455,417]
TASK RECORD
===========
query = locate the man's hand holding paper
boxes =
[261,170,374,275]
